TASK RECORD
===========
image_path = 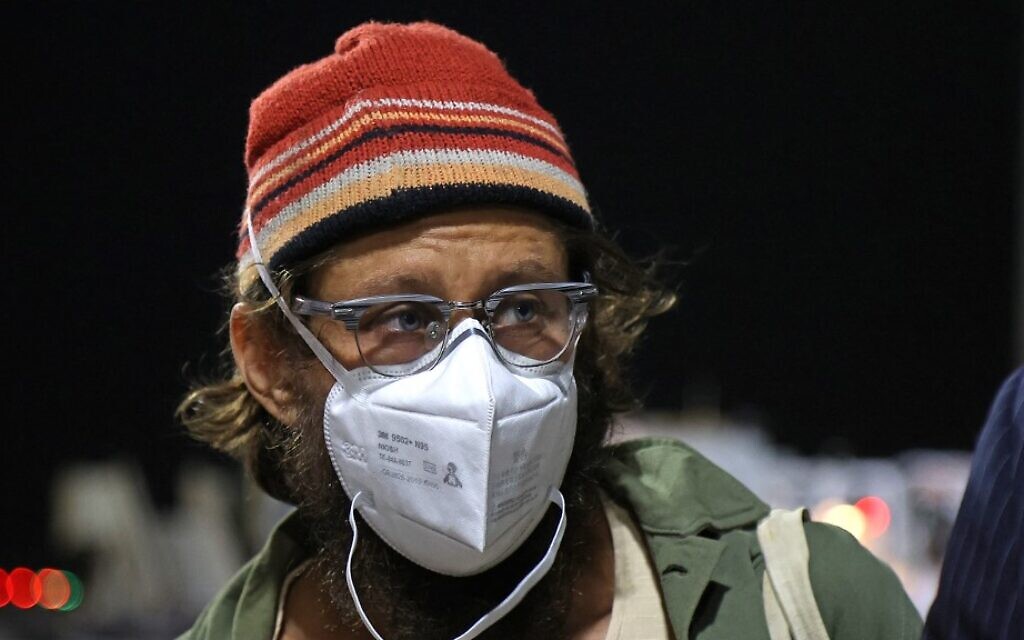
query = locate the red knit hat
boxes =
[238,21,592,286]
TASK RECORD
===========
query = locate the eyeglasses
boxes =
[291,278,598,377]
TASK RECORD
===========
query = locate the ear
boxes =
[230,303,302,426]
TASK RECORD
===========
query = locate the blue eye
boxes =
[366,303,436,334]
[396,310,423,331]
[494,294,546,326]
[511,301,536,322]
[387,309,428,331]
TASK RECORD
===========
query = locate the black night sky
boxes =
[2,2,1020,568]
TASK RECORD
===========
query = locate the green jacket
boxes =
[179,438,922,639]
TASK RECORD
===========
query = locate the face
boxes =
[299,206,570,387]
[233,206,599,639]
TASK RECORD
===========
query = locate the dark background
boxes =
[2,2,1020,568]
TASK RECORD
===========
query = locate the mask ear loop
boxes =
[346,488,568,640]
[244,209,355,388]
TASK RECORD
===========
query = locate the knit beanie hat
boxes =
[237,21,592,289]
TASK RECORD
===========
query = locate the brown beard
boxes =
[275,374,610,639]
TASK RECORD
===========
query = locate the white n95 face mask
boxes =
[325,318,577,576]
[246,213,579,640]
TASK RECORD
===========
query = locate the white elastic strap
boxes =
[244,210,348,381]
[757,508,831,640]
[346,488,568,640]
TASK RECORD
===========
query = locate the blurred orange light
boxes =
[819,503,868,541]
[7,568,41,609]
[0,569,9,607]
[38,568,72,610]
[855,496,892,539]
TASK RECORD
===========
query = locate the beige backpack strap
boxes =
[757,508,831,640]
[762,569,791,640]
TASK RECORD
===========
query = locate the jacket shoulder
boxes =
[174,510,306,640]
[174,559,252,640]
[804,521,923,640]
[601,438,922,638]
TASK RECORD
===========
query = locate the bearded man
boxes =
[178,21,922,640]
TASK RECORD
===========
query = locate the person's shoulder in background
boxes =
[923,367,1024,639]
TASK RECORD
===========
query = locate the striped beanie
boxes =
[238,21,593,288]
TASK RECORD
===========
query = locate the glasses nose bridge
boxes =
[446,299,490,328]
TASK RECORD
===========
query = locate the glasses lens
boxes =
[490,290,578,366]
[355,301,446,374]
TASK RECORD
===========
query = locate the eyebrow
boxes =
[341,273,433,297]
[325,258,568,301]
[489,259,566,290]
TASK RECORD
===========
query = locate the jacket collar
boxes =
[599,437,769,536]
[598,437,770,638]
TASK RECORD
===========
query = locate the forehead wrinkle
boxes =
[309,212,567,300]
[315,253,442,298]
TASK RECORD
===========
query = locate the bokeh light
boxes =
[818,503,868,541]
[0,568,83,611]
[59,571,84,612]
[7,568,41,609]
[855,496,892,539]
[38,568,72,610]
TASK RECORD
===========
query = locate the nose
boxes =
[441,313,494,355]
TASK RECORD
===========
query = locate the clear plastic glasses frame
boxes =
[291,277,598,377]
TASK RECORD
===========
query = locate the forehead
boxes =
[305,206,569,299]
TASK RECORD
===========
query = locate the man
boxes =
[179,21,921,639]
[923,367,1023,639]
